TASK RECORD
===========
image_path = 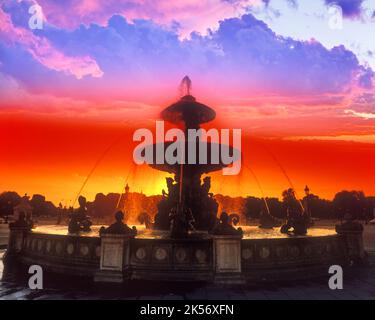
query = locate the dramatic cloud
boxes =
[345,110,375,119]
[0,6,371,104]
[348,93,375,116]
[358,67,375,89]
[0,7,103,79]
[324,0,364,18]
[0,0,374,139]
[20,0,261,36]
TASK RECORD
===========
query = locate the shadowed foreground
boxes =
[1,225,375,300]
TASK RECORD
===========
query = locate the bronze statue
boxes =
[169,205,195,238]
[211,212,243,236]
[280,189,308,235]
[137,212,154,229]
[68,196,92,233]
[229,213,240,226]
[100,211,137,236]
[259,210,281,229]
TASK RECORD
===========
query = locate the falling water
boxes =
[180,75,192,96]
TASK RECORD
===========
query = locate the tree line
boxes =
[245,189,374,222]
[0,189,374,222]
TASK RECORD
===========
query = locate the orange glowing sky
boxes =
[1,111,374,205]
[1,1,375,204]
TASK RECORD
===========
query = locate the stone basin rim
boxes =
[29,225,338,240]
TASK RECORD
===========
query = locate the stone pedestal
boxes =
[3,226,28,263]
[0,224,10,249]
[7,227,28,253]
[94,234,131,283]
[213,236,244,284]
[336,221,367,265]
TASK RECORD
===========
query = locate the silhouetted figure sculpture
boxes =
[166,177,178,201]
[100,211,137,236]
[259,210,281,229]
[280,189,308,235]
[68,214,81,233]
[26,212,35,229]
[229,213,240,226]
[68,196,92,233]
[335,209,364,233]
[137,212,154,229]
[13,194,33,226]
[302,185,315,227]
[211,212,243,236]
[154,197,173,230]
[9,212,30,230]
[202,177,211,195]
[169,205,195,239]
[56,203,63,225]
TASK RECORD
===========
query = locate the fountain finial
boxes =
[180,75,192,97]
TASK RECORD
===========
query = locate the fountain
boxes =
[3,77,366,284]
[148,76,241,235]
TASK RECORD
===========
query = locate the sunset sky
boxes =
[1,0,375,205]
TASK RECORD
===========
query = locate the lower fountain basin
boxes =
[31,224,337,239]
[4,225,349,284]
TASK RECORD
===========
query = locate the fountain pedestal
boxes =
[213,236,244,284]
[7,227,27,254]
[94,234,131,283]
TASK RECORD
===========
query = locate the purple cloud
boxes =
[358,68,374,89]
[325,0,364,18]
[350,93,375,114]
[0,4,372,106]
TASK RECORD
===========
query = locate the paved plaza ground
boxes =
[1,223,375,300]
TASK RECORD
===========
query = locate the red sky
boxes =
[1,112,374,205]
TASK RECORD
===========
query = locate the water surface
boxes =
[33,224,337,239]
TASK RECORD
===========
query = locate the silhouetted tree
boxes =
[0,191,21,217]
[266,197,285,219]
[303,192,333,219]
[30,194,58,217]
[0,189,373,223]
[244,196,263,219]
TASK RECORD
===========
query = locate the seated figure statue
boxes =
[259,210,281,229]
[280,189,308,236]
[137,212,154,229]
[211,212,243,236]
[76,196,92,232]
[280,208,308,235]
[229,213,240,226]
[100,211,137,236]
[68,196,92,233]
[169,205,195,239]
[335,210,363,234]
[68,214,81,233]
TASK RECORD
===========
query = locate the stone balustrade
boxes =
[4,225,365,284]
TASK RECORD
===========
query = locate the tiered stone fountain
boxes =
[148,76,240,235]
[3,78,366,285]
